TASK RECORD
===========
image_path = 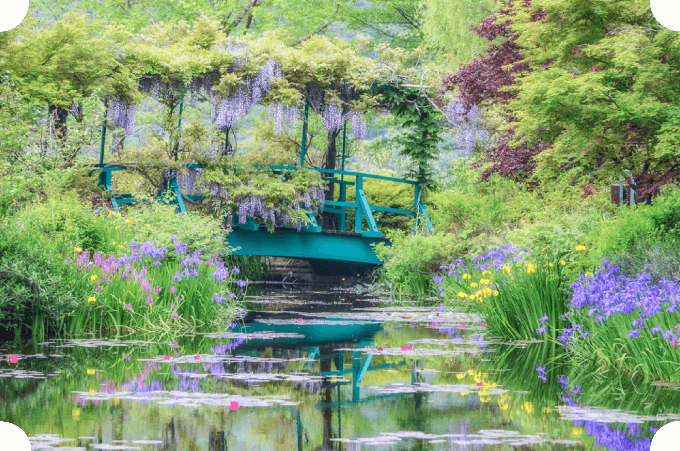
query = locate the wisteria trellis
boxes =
[106,42,371,143]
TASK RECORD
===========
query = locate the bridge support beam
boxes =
[227,228,388,264]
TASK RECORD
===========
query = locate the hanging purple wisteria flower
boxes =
[321,103,343,133]
[108,97,136,136]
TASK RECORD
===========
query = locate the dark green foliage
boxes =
[0,226,89,341]
[377,85,443,188]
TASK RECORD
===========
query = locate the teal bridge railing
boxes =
[91,163,433,265]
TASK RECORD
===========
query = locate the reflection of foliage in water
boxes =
[482,342,567,412]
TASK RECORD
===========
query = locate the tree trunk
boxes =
[110,130,125,156]
[48,104,72,166]
[321,128,342,230]
[48,104,69,144]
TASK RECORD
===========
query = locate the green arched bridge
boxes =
[91,164,432,266]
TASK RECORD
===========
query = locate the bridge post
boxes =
[174,100,184,162]
[414,184,420,235]
[300,98,310,167]
[339,182,347,231]
[354,175,363,233]
[98,98,108,168]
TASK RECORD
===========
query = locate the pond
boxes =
[1,284,678,450]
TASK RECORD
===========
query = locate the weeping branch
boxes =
[292,1,341,46]
[224,0,262,35]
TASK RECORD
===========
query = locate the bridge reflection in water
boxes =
[205,308,422,451]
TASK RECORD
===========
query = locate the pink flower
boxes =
[297,318,303,322]
[672,338,678,348]
[154,286,162,293]
[146,296,153,304]
[194,355,200,360]
[163,355,171,360]
[230,401,239,410]
[169,342,178,349]
[169,286,177,294]
[175,296,182,302]
[9,355,18,364]
[377,347,384,351]
[432,322,438,326]
[476,382,483,386]
[123,303,132,310]
[461,322,466,327]
[171,313,179,320]
[123,354,131,361]
[401,345,412,351]
[481,323,486,327]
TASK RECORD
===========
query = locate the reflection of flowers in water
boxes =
[172,366,201,392]
[76,361,163,407]
[293,378,322,394]
[438,327,487,348]
[557,375,658,451]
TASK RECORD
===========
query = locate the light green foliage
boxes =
[2,15,125,106]
[343,0,423,51]
[502,0,680,189]
[0,76,41,163]
[0,223,90,341]
[115,197,228,258]
[420,0,497,67]
[30,0,352,44]
[14,191,116,255]
[0,190,112,339]
[374,231,461,295]
[582,187,680,273]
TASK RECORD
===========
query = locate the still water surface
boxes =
[1,285,679,450]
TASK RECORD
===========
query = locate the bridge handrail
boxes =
[91,163,419,186]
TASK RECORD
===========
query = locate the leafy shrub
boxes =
[342,175,416,233]
[584,188,680,272]
[374,231,461,295]
[0,223,90,341]
[14,190,116,256]
[115,195,227,258]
